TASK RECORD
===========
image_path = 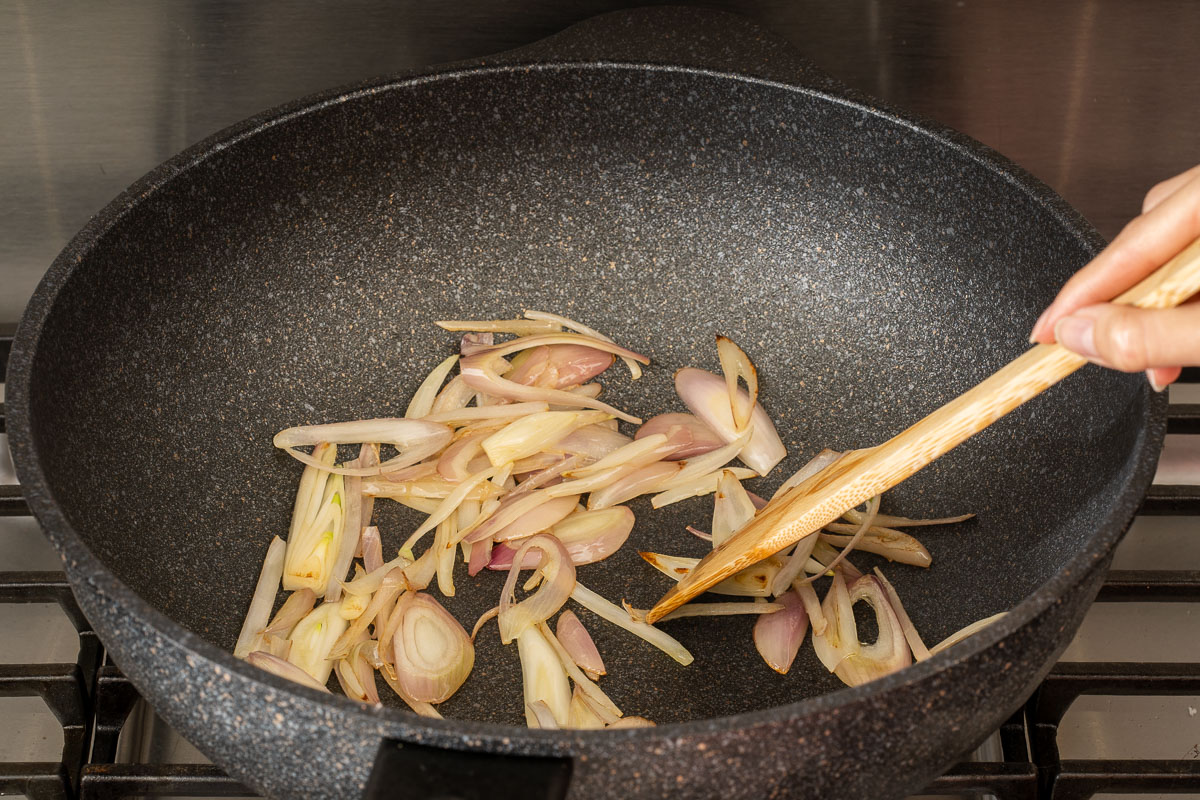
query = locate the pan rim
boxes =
[6,59,1166,751]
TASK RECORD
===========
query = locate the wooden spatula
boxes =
[646,235,1200,623]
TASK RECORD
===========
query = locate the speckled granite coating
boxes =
[7,7,1165,800]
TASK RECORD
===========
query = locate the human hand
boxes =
[1029,164,1200,391]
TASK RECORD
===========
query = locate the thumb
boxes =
[1052,301,1200,372]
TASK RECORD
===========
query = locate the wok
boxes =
[7,8,1164,800]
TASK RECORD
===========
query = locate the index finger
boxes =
[1031,171,1200,343]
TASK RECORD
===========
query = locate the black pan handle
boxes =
[365,738,571,800]
[472,6,855,100]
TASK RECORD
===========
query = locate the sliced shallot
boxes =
[635,413,725,460]
[505,344,615,389]
[585,461,683,510]
[391,592,475,703]
[711,468,757,548]
[286,601,348,684]
[674,367,786,475]
[517,626,572,728]
[261,588,316,638]
[873,567,932,661]
[537,622,621,717]
[794,496,880,587]
[436,318,560,336]
[405,354,460,419]
[606,716,656,729]
[522,310,643,380]
[233,536,286,659]
[568,687,607,729]
[274,419,452,476]
[753,590,808,674]
[461,353,641,425]
[821,525,932,568]
[489,506,635,569]
[843,508,975,528]
[569,582,693,666]
[492,494,580,541]
[650,467,756,508]
[812,572,911,687]
[482,411,607,466]
[247,651,331,693]
[498,534,576,644]
[554,610,606,680]
[651,601,782,622]
[929,612,1007,656]
[715,335,758,432]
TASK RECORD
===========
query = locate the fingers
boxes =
[1052,301,1200,373]
[1031,167,1200,343]
[1143,164,1200,213]
[1146,366,1182,393]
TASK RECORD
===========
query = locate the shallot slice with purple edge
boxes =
[674,366,786,475]
[753,590,809,674]
[554,610,606,680]
[635,413,724,460]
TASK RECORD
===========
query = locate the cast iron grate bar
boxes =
[0,322,13,383]
[0,763,73,800]
[1167,403,1200,435]
[1048,759,1200,800]
[1028,662,1200,797]
[1138,483,1200,515]
[0,484,29,516]
[90,667,144,766]
[922,762,1037,800]
[0,571,94,634]
[79,764,255,800]
[1097,569,1200,601]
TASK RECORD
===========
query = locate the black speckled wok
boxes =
[7,8,1164,800]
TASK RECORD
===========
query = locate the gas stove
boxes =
[3,4,1200,800]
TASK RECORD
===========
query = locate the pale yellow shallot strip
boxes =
[569,583,692,666]
[274,419,451,476]
[329,567,406,660]
[436,319,560,336]
[422,401,550,425]
[648,601,782,623]
[650,467,757,508]
[794,580,827,635]
[656,428,752,492]
[566,434,672,478]
[716,335,758,432]
[843,508,975,528]
[405,354,460,419]
[233,536,286,659]
[399,465,502,553]
[873,567,931,661]
[471,332,649,365]
[929,612,1007,656]
[461,355,642,425]
[434,515,457,597]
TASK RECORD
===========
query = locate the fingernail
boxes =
[1147,370,1167,393]
[1053,315,1099,360]
[1029,308,1051,343]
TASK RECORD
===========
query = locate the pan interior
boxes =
[27,66,1142,725]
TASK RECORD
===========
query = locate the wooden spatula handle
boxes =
[648,235,1200,622]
